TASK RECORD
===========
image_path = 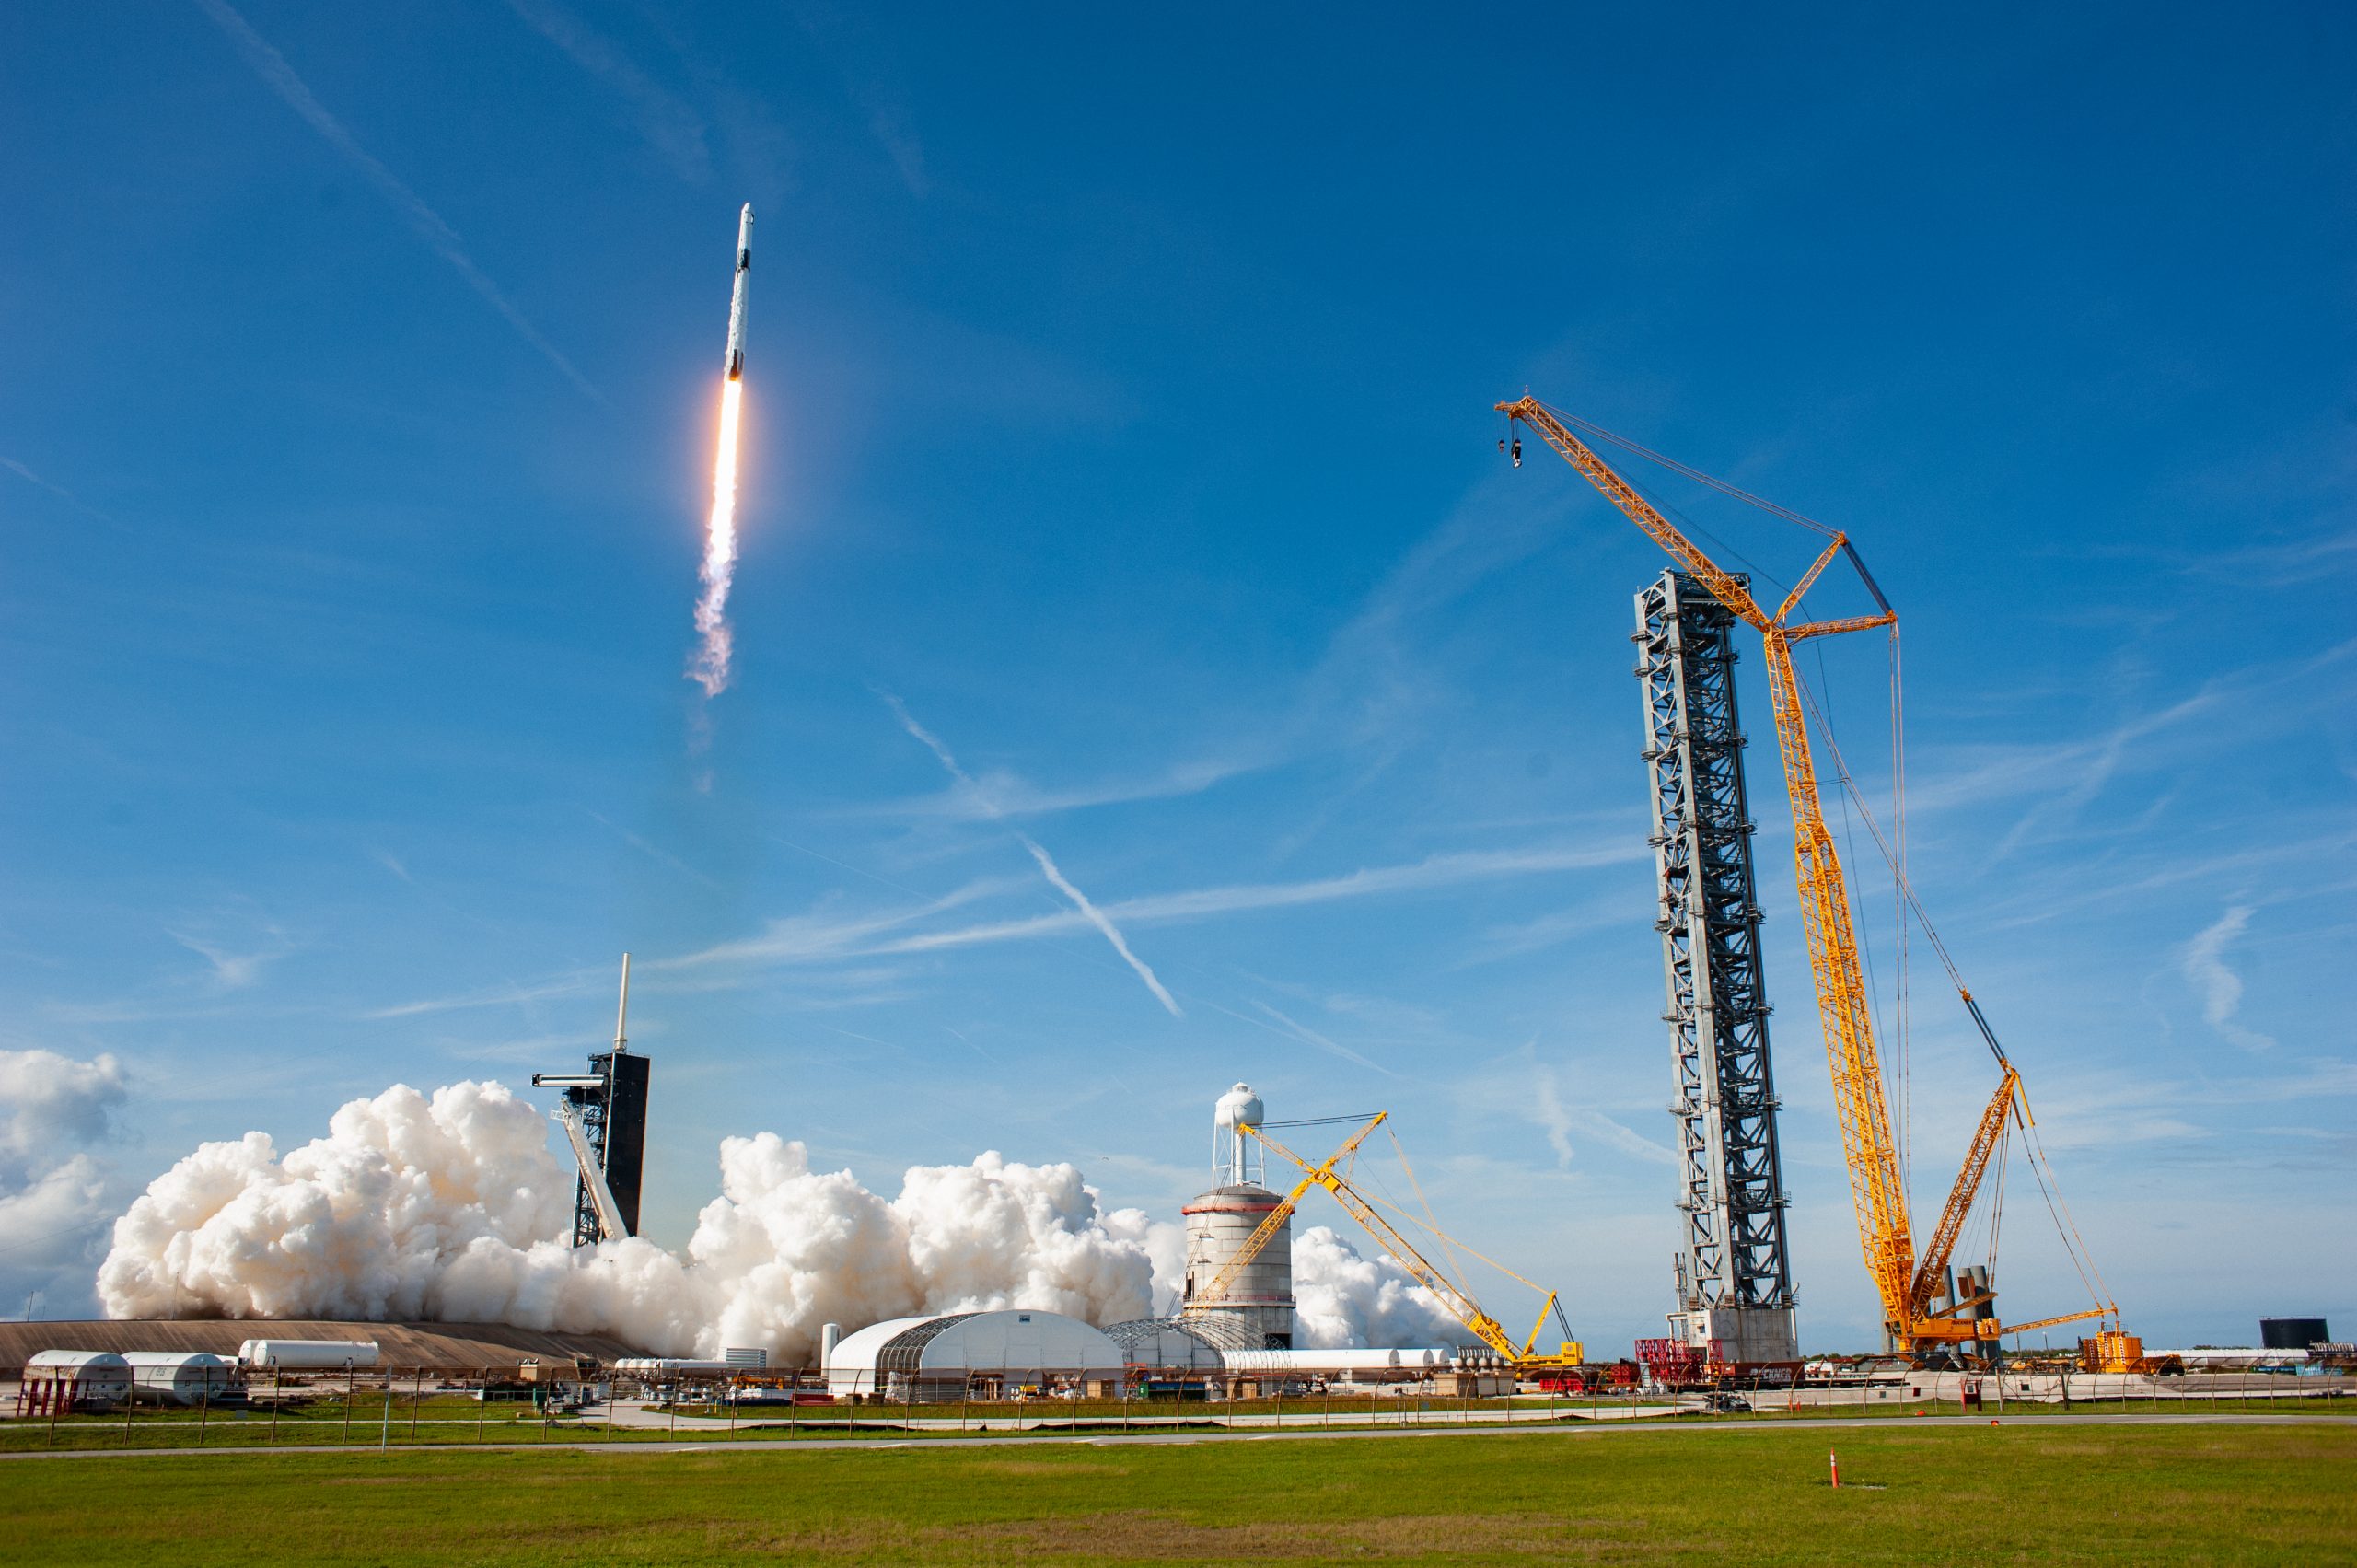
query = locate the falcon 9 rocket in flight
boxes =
[692,203,753,699]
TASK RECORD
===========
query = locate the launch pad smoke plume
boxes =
[97,1079,1460,1357]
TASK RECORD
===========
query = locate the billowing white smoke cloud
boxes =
[99,1081,1161,1363]
[1289,1225,1466,1350]
[0,1048,131,1316]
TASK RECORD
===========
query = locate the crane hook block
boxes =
[1510,436,1523,467]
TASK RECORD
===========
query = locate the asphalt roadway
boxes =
[4,1410,2351,1462]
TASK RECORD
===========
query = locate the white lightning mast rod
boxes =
[613,952,632,1053]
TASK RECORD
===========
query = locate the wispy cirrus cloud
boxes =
[2,458,119,528]
[670,836,1643,974]
[193,0,603,401]
[503,0,712,182]
[360,971,601,1021]
[2182,904,2275,1053]
[1241,999,1394,1077]
[844,754,1268,823]
[657,875,1025,970]
[788,0,927,196]
[167,910,293,992]
[583,808,721,890]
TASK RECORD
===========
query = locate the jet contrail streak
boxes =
[1019,836,1182,1016]
[193,0,601,402]
[884,694,1182,1017]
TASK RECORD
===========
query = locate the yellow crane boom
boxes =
[1184,1112,1388,1313]
[1244,1122,1582,1370]
[1907,1061,2020,1333]
[1500,394,1916,1336]
[1499,395,2114,1354]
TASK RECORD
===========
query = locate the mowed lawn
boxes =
[1,1423,2350,1565]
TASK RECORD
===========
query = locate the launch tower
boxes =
[1636,572,1799,1370]
[532,957,652,1247]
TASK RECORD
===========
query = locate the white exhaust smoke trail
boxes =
[884,694,1181,1016]
[94,1078,1451,1355]
[690,377,743,698]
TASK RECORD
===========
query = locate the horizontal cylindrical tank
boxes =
[22,1350,133,1411]
[1223,1348,1447,1374]
[238,1339,379,1369]
[124,1352,240,1405]
[611,1358,740,1375]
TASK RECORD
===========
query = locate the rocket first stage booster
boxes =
[724,203,752,380]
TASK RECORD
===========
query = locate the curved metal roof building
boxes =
[822,1309,1125,1402]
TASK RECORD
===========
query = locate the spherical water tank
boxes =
[1213,1083,1263,1132]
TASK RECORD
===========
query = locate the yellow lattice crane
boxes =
[1186,1111,1583,1372]
[1498,394,2118,1359]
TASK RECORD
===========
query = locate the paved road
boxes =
[5,1410,2351,1462]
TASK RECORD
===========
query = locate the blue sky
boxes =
[1,1,2351,1350]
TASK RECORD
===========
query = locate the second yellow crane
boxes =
[1499,395,2119,1360]
[1184,1111,1584,1374]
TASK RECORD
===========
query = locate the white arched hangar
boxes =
[823,1310,1125,1402]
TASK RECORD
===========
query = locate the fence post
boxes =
[379,1376,392,1452]
[343,1363,354,1443]
[412,1369,421,1439]
[198,1388,210,1448]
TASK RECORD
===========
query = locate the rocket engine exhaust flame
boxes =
[691,203,753,700]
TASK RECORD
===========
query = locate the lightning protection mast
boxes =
[1639,571,1799,1375]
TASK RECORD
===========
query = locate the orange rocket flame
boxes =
[691,377,742,698]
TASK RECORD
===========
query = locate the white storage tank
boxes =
[17,1350,133,1413]
[1182,1083,1295,1347]
[238,1338,379,1369]
[1222,1347,1449,1383]
[125,1352,240,1406]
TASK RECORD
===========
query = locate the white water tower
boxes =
[1181,1082,1294,1348]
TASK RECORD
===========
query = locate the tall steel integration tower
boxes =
[1636,572,1800,1369]
[532,957,652,1247]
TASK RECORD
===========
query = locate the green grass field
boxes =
[1,1423,2350,1565]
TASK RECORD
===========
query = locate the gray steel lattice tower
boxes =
[1636,571,1799,1368]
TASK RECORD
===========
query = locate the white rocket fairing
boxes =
[724,203,752,380]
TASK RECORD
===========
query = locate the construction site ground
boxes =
[0,1420,2347,1565]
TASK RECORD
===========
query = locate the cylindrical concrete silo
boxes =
[1182,1083,1295,1348]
